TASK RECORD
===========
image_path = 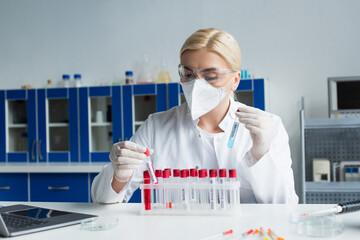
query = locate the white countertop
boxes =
[1,202,359,240]
[0,162,105,173]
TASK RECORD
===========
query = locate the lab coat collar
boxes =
[218,97,238,131]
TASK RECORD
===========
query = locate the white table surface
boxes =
[0,202,359,240]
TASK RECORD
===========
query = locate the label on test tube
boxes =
[209,169,218,210]
[144,149,158,184]
[227,122,239,148]
[190,168,198,202]
[219,169,226,209]
[199,169,209,208]
[180,169,189,209]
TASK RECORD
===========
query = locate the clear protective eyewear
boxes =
[178,64,236,84]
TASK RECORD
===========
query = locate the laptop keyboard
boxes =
[1,214,48,229]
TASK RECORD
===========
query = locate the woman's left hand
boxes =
[235,105,275,161]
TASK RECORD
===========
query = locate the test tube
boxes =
[144,149,158,184]
[219,169,227,209]
[155,169,163,208]
[162,169,172,209]
[143,170,151,211]
[189,168,198,208]
[180,169,189,209]
[228,169,237,208]
[172,169,180,208]
[209,169,218,210]
[199,169,209,209]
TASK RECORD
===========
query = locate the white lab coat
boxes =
[91,98,299,204]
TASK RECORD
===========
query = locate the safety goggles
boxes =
[178,64,236,84]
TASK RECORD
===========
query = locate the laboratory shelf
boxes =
[48,123,69,128]
[301,110,360,204]
[8,124,27,128]
[91,122,112,127]
[305,117,360,128]
[0,162,104,173]
[305,182,360,191]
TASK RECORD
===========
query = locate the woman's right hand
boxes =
[109,141,152,183]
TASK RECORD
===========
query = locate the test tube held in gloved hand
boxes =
[144,149,157,184]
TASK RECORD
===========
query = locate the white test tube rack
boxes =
[140,181,241,215]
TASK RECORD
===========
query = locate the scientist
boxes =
[92,28,298,204]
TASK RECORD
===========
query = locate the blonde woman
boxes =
[92,28,298,204]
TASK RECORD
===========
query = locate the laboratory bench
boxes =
[0,202,359,239]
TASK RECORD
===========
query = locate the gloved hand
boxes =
[235,105,275,161]
[109,141,153,183]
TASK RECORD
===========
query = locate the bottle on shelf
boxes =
[112,74,121,85]
[137,53,153,84]
[74,74,82,87]
[62,74,70,88]
[46,79,53,88]
[157,59,172,83]
[125,71,134,84]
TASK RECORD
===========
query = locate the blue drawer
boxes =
[30,173,88,202]
[0,173,28,201]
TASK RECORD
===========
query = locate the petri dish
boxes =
[290,213,344,237]
[80,217,119,231]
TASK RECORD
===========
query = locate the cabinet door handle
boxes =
[38,139,43,160]
[31,139,36,160]
[48,186,70,190]
[0,186,10,190]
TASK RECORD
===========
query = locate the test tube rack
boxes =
[140,181,241,215]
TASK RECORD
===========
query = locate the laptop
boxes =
[0,204,97,237]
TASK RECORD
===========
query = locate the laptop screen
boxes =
[9,208,71,219]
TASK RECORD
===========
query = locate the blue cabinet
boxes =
[0,88,80,163]
[30,173,88,202]
[0,89,30,162]
[122,83,167,140]
[79,86,122,162]
[0,173,28,201]
[46,88,80,162]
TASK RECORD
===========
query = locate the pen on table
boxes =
[259,227,269,240]
[267,229,284,240]
[246,229,259,240]
[234,229,253,239]
[201,229,233,240]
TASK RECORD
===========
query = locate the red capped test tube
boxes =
[219,169,227,209]
[162,169,172,209]
[154,170,163,207]
[209,169,218,210]
[228,169,238,207]
[143,170,151,210]
[198,169,209,208]
[189,168,198,204]
[180,169,189,209]
[144,149,157,184]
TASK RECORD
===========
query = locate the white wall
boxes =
[1,0,360,201]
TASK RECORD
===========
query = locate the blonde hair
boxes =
[180,28,241,71]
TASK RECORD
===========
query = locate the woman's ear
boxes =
[231,71,241,91]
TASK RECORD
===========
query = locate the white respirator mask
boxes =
[181,78,233,120]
